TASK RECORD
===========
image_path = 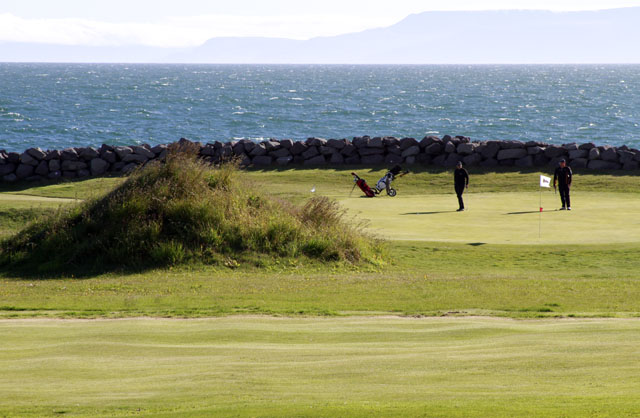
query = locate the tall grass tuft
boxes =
[0,150,384,274]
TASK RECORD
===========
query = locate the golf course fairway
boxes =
[1,167,640,417]
[2,317,640,417]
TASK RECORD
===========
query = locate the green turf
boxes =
[1,317,640,417]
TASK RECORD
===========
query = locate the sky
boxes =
[1,0,640,47]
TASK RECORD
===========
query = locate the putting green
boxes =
[339,191,640,244]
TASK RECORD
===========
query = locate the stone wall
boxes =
[2,135,639,183]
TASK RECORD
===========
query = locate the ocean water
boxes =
[0,63,639,152]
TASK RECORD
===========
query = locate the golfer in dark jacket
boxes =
[553,159,573,210]
[454,161,469,211]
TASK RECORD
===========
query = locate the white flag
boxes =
[540,175,551,188]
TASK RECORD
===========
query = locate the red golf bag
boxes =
[351,172,376,197]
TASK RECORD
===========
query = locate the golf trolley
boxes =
[351,165,409,198]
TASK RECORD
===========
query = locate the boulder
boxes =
[444,153,462,167]
[269,148,291,158]
[48,159,61,172]
[623,161,639,170]
[3,173,17,182]
[20,152,39,166]
[279,139,294,149]
[252,155,272,165]
[479,142,500,159]
[290,142,308,155]
[34,160,49,176]
[588,160,620,170]
[401,145,420,158]
[101,150,117,164]
[329,153,345,164]
[249,143,267,157]
[327,138,346,149]
[399,137,419,150]
[463,153,482,166]
[568,149,588,160]
[618,150,635,164]
[0,163,16,176]
[456,143,475,155]
[113,146,133,160]
[368,137,384,148]
[352,137,369,149]
[360,147,384,156]
[497,148,527,160]
[121,163,139,174]
[26,147,47,160]
[79,147,100,160]
[404,156,416,165]
[301,146,320,160]
[385,154,403,165]
[151,144,168,155]
[432,154,447,166]
[263,140,281,151]
[570,158,588,169]
[386,144,402,155]
[588,148,601,160]
[306,137,327,147]
[344,155,361,165]
[340,144,357,156]
[499,140,525,149]
[304,155,327,165]
[544,145,565,158]
[600,147,619,162]
[579,142,596,150]
[132,145,155,159]
[527,146,544,155]
[444,142,457,153]
[383,136,400,147]
[479,158,499,168]
[200,144,217,156]
[416,154,431,165]
[61,160,88,171]
[533,154,550,166]
[90,158,110,176]
[47,171,62,180]
[424,142,443,155]
[77,169,90,178]
[276,156,293,166]
[319,146,336,156]
[122,154,148,164]
[562,143,579,151]
[16,164,35,179]
[7,152,20,164]
[361,154,384,165]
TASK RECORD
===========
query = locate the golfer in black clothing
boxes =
[553,159,573,210]
[454,161,469,211]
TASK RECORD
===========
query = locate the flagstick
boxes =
[539,187,542,239]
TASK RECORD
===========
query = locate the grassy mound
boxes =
[0,150,384,273]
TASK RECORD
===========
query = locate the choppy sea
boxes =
[0,63,638,152]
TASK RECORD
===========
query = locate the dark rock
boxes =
[276,156,293,166]
[432,154,447,166]
[200,144,216,157]
[48,159,61,172]
[361,154,384,165]
[600,147,619,162]
[386,145,402,155]
[623,161,639,170]
[290,142,308,155]
[121,163,139,174]
[479,142,500,159]
[3,173,18,182]
[113,146,133,160]
[319,146,336,156]
[499,140,525,149]
[62,171,77,179]
[304,155,327,165]
[47,171,61,180]
[548,157,566,167]
[618,150,635,164]
[444,153,462,167]
[252,156,273,166]
[131,145,155,159]
[405,156,417,165]
[420,136,441,148]
[344,155,361,165]
[249,143,267,157]
[527,146,544,155]
[327,138,346,149]
[579,142,596,150]
[352,137,369,149]
[0,163,16,176]
[79,147,100,160]
[525,141,548,147]
[570,158,588,169]
[269,148,291,158]
[533,154,550,166]
[111,162,126,172]
[360,147,385,156]
[151,144,168,154]
[25,175,44,182]
[442,135,453,142]
[34,160,49,176]
[444,142,457,153]
[479,158,499,168]
[101,150,117,164]
[77,169,90,178]
[499,159,515,166]
[301,146,320,160]
[340,144,357,156]
[330,153,344,164]
[568,149,588,160]
[463,153,482,166]
[416,154,431,165]
[7,152,20,164]
[544,145,566,158]
[588,148,601,160]
[263,140,281,151]
[562,143,579,151]
[588,160,620,170]
[399,137,419,150]
[27,147,47,160]
[279,139,294,149]
[122,154,148,164]
[368,137,384,148]
[91,158,109,176]
[385,154,403,165]
[401,145,420,158]
[20,152,38,166]
[383,136,400,147]
[514,155,534,168]
[16,164,35,179]
[424,142,443,155]
[497,148,527,160]
[61,160,88,171]
[306,137,327,147]
[456,143,475,155]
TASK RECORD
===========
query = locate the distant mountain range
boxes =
[2,8,640,64]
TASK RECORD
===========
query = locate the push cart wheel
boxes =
[387,188,397,197]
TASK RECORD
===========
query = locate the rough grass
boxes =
[0,154,383,274]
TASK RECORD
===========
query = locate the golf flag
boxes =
[540,175,551,188]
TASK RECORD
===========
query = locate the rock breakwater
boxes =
[1,135,639,183]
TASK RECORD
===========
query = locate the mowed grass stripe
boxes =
[1,317,639,417]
